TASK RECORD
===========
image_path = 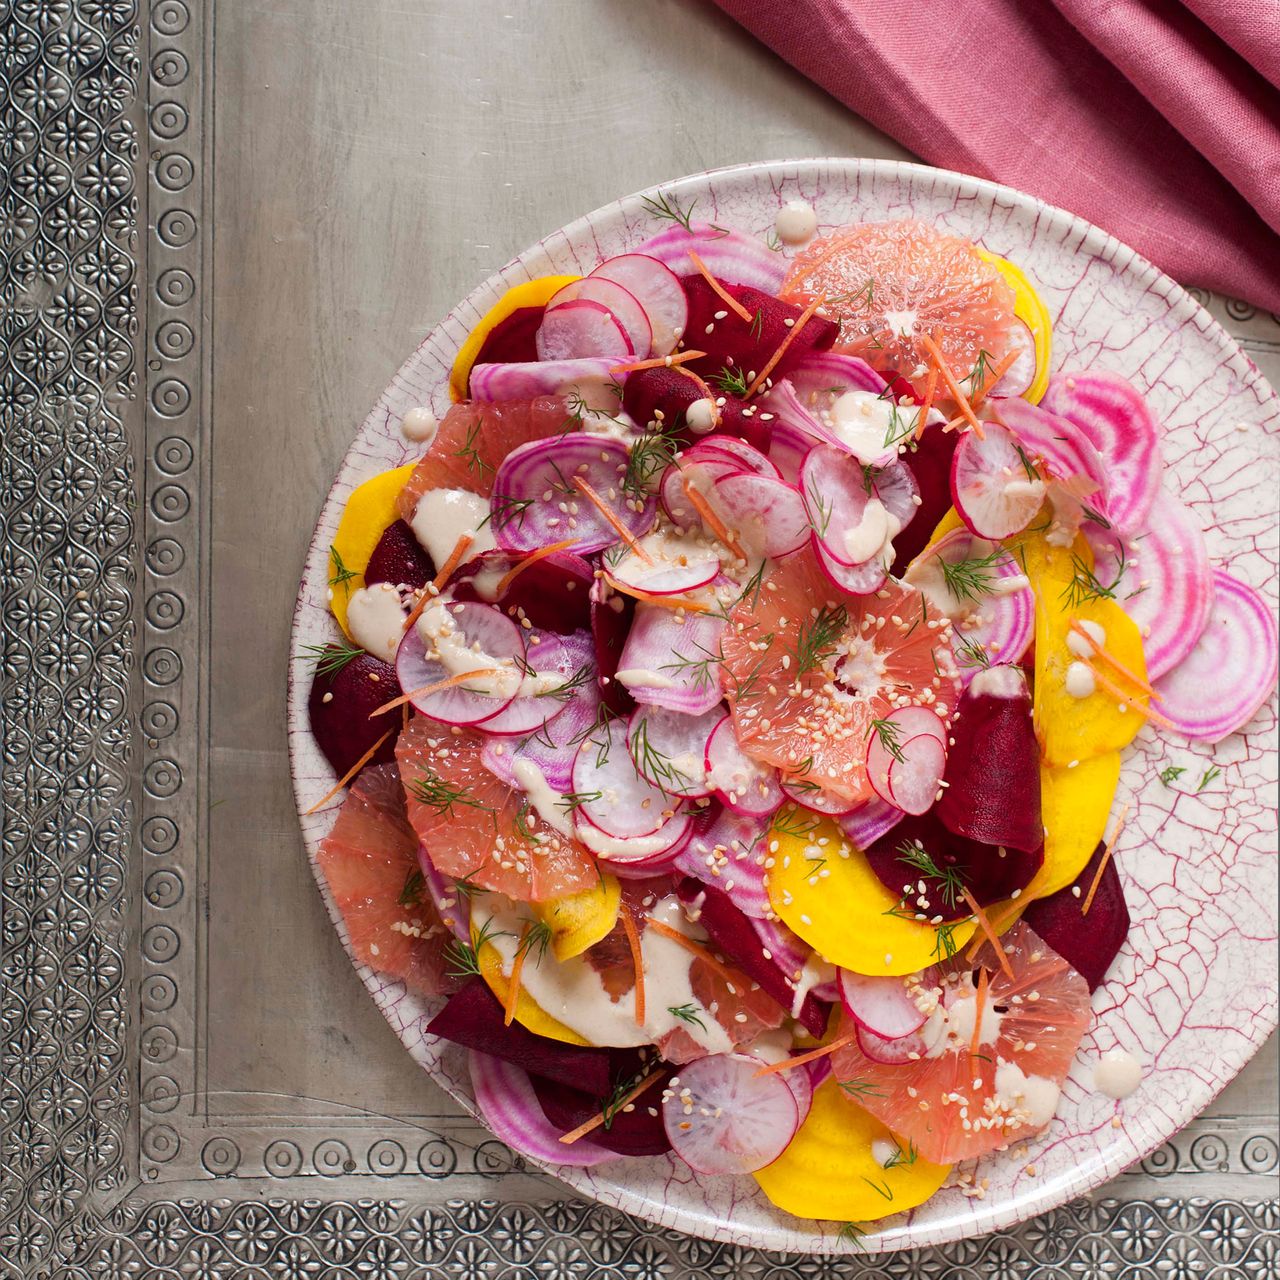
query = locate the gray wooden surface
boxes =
[205,0,1272,1168]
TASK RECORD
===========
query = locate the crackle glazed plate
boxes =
[287,159,1279,1254]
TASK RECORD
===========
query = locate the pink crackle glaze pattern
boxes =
[286,160,1278,1254]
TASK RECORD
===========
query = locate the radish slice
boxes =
[872,460,921,529]
[589,253,688,355]
[996,398,1108,505]
[491,435,655,555]
[997,317,1037,399]
[617,604,726,716]
[778,779,858,817]
[1085,489,1212,680]
[416,845,470,943]
[1154,569,1279,742]
[469,357,618,403]
[762,380,887,463]
[856,1022,929,1065]
[606,549,721,597]
[839,797,905,850]
[710,471,810,558]
[473,632,574,737]
[572,717,674,837]
[674,807,771,917]
[626,705,721,797]
[468,1051,614,1168]
[704,714,784,817]
[636,221,787,292]
[785,350,889,403]
[865,707,947,808]
[395,602,521,727]
[547,278,653,361]
[660,457,738,529]
[839,971,927,1039]
[1042,372,1163,534]
[766,420,812,485]
[812,536,887,596]
[591,810,696,875]
[780,1058,813,1124]
[661,1052,799,1174]
[688,435,779,478]
[535,298,632,361]
[951,421,1048,539]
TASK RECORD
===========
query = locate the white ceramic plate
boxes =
[288,159,1279,1253]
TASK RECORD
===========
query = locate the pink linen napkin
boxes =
[712,0,1280,312]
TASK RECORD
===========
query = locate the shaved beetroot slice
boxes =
[451,548,594,633]
[531,1056,674,1156]
[936,664,1042,853]
[1022,842,1130,990]
[891,426,958,574]
[620,365,767,451]
[308,651,401,779]
[465,305,544,389]
[676,878,829,1037]
[363,519,435,591]
[590,579,635,715]
[426,978,614,1095]
[865,810,1044,922]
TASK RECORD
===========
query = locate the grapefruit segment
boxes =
[721,547,961,805]
[395,713,599,902]
[781,220,1017,397]
[316,762,453,997]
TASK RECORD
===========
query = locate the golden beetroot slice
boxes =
[936,663,1042,853]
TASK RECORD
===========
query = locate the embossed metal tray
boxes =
[1,0,1275,1274]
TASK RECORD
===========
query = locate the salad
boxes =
[302,199,1278,1229]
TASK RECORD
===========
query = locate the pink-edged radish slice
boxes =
[661,1052,800,1175]
[871,459,921,531]
[571,717,674,837]
[589,253,688,355]
[1042,371,1163,534]
[997,398,1109,505]
[606,548,721,597]
[704,714,784,817]
[801,446,878,568]
[950,421,1047,539]
[710,471,810,558]
[767,420,812,485]
[473,632,574,737]
[535,298,633,362]
[687,434,779,478]
[469,356,618,403]
[1154,569,1279,742]
[416,845,471,943]
[839,970,927,1040]
[546,277,653,361]
[855,1022,929,1066]
[395,601,521,727]
[636,221,787,292]
[592,811,696,876]
[674,809,772,919]
[491,435,655,555]
[626,705,721,797]
[784,350,888,403]
[660,457,738,529]
[1085,489,1211,680]
[995,317,1036,399]
[839,796,905,851]
[812,535,887,596]
[778,778,859,817]
[616,603,726,717]
[866,712,948,814]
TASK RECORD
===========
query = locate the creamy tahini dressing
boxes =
[1064,661,1097,699]
[684,397,717,434]
[920,989,1003,1058]
[345,582,405,661]
[828,390,901,464]
[615,668,677,690]
[1066,619,1106,658]
[774,199,818,245]
[789,954,836,1018]
[401,406,438,444]
[411,488,497,568]
[512,758,572,837]
[416,599,562,698]
[843,497,901,566]
[993,1059,1060,1127]
[1092,1048,1142,1099]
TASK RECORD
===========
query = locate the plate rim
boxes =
[287,155,1279,1255]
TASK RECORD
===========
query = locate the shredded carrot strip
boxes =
[572,476,652,563]
[920,334,985,439]
[681,477,748,561]
[671,363,721,428]
[1082,803,1129,916]
[965,901,1022,961]
[752,1033,857,1078]
[960,888,1014,980]
[619,902,645,1027]
[687,251,753,323]
[401,701,410,732]
[969,347,1021,408]
[402,533,475,632]
[644,918,737,984]
[601,575,713,613]
[1069,620,1162,699]
[303,730,393,814]
[969,966,989,1061]
[370,668,500,718]
[493,539,577,597]
[610,348,707,376]
[745,294,826,398]
[1085,663,1177,728]
[914,366,939,440]
[558,1071,663,1145]
[503,927,531,1026]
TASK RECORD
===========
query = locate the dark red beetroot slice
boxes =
[363,519,435,591]
[936,664,1042,852]
[308,650,401,779]
[464,306,544,394]
[680,277,838,385]
[891,425,959,574]
[531,1055,674,1156]
[426,977,614,1095]
[865,810,1043,923]
[1022,842,1129,991]
[675,878,828,1037]
[620,366,769,452]
[451,548,594,633]
[590,578,636,715]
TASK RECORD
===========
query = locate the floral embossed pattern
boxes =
[289,161,1278,1254]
